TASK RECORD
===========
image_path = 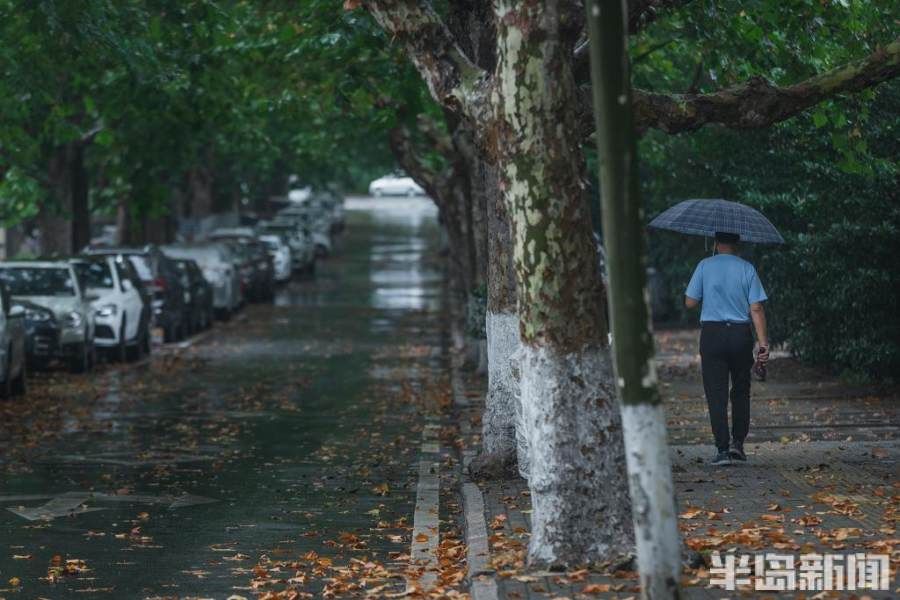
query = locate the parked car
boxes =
[258,234,292,283]
[0,261,97,372]
[368,173,425,197]
[217,240,254,304]
[208,231,274,301]
[274,210,331,258]
[16,300,58,370]
[84,246,186,342]
[71,255,151,362]
[257,221,315,275]
[0,282,27,397]
[163,243,242,320]
[297,191,345,234]
[173,258,214,334]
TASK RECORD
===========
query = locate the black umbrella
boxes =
[648,198,784,244]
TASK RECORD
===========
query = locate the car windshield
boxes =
[127,255,154,281]
[167,247,218,267]
[0,267,76,296]
[259,237,280,250]
[73,261,114,289]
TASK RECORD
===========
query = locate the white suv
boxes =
[71,256,150,362]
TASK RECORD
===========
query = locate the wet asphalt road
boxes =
[0,197,445,598]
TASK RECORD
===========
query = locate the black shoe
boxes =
[729,442,747,462]
[711,450,731,466]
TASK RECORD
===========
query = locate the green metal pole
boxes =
[585,0,681,597]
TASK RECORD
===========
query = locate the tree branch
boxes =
[630,40,900,134]
[362,0,490,119]
[389,123,441,201]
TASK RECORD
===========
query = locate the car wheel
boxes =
[12,359,27,396]
[70,343,89,374]
[142,324,152,356]
[0,353,12,399]
[407,188,416,197]
[117,319,128,362]
[373,189,383,197]
[127,322,144,362]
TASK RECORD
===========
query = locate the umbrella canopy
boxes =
[648,198,785,244]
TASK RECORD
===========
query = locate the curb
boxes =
[451,360,499,600]
[407,420,442,593]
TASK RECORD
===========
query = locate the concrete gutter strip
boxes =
[408,422,441,593]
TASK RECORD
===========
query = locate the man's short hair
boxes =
[715,232,740,244]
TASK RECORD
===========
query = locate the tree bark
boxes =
[116,199,132,245]
[586,0,681,597]
[38,143,79,256]
[494,0,632,565]
[473,160,521,477]
[187,165,214,218]
[70,144,90,252]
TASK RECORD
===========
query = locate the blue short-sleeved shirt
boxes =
[685,254,767,323]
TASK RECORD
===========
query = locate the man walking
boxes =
[685,232,769,466]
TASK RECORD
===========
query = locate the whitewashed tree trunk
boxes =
[472,162,520,477]
[510,343,529,479]
[494,0,633,565]
[481,310,519,458]
[521,344,633,563]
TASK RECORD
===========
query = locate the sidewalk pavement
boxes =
[452,330,899,599]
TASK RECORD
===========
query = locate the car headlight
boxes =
[96,303,118,318]
[26,308,51,322]
[63,311,83,329]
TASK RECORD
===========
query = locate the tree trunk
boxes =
[38,144,77,256]
[586,1,681,596]
[116,200,132,245]
[474,161,521,475]
[187,165,214,218]
[70,144,90,252]
[494,0,633,565]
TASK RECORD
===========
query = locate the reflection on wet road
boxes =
[0,197,445,598]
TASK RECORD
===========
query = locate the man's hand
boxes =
[750,302,768,358]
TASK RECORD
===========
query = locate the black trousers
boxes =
[700,322,754,451]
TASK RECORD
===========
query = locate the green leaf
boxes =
[94,129,114,147]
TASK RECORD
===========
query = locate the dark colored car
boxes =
[243,240,275,301]
[173,259,213,334]
[84,245,187,343]
[16,300,60,368]
[0,281,27,398]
